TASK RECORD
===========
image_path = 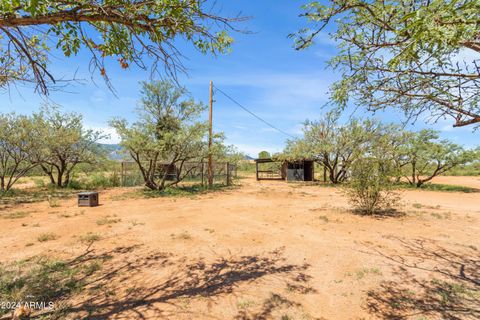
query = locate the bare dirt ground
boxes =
[0,176,479,319]
[424,175,480,189]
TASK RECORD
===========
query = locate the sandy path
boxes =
[0,177,479,319]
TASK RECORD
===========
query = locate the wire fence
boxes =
[119,161,237,187]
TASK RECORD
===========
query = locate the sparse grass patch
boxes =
[170,231,192,240]
[144,183,234,198]
[263,292,295,308]
[204,228,215,234]
[431,212,452,220]
[37,233,59,242]
[33,178,46,188]
[353,267,382,280]
[431,280,477,305]
[318,215,329,223]
[78,232,102,245]
[237,299,256,310]
[412,203,422,209]
[177,296,191,310]
[113,184,236,201]
[0,188,76,206]
[96,216,121,226]
[396,182,479,193]
[48,196,61,208]
[1,211,30,219]
[0,256,103,317]
[130,220,145,227]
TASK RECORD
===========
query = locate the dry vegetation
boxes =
[0,175,478,319]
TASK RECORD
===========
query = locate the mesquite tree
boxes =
[110,80,209,191]
[0,1,244,94]
[401,130,478,187]
[294,0,480,128]
[0,113,41,192]
[283,114,386,183]
[33,106,105,188]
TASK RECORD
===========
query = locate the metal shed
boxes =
[255,158,314,182]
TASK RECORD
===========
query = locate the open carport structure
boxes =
[255,158,314,182]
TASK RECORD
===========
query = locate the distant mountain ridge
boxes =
[99,143,124,160]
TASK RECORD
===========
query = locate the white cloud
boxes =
[231,143,283,158]
[85,125,121,144]
[189,71,335,123]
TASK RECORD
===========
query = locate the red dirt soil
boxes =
[0,176,479,319]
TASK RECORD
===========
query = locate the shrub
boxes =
[47,195,60,207]
[88,172,121,189]
[343,157,400,215]
[33,178,46,188]
[65,179,83,190]
[66,172,122,190]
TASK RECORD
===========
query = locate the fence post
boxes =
[201,162,205,186]
[121,162,124,187]
[226,162,231,186]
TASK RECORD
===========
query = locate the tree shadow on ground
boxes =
[350,208,406,219]
[234,293,300,320]
[364,237,479,319]
[64,246,311,319]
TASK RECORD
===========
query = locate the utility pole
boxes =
[208,80,214,188]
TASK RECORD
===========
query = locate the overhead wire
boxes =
[212,85,297,139]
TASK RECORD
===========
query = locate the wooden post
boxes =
[201,162,205,186]
[208,81,214,188]
[226,162,231,186]
[121,162,124,187]
[255,161,259,181]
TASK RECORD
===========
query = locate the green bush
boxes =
[65,180,83,190]
[448,163,480,176]
[343,157,400,215]
[66,171,122,190]
[33,178,45,188]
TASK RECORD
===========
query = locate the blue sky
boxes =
[2,1,478,157]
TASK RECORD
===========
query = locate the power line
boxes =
[213,85,297,139]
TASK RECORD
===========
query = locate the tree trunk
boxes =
[48,173,55,185]
[57,169,64,188]
[144,180,157,190]
[41,165,56,185]
[411,161,416,185]
[64,171,71,187]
